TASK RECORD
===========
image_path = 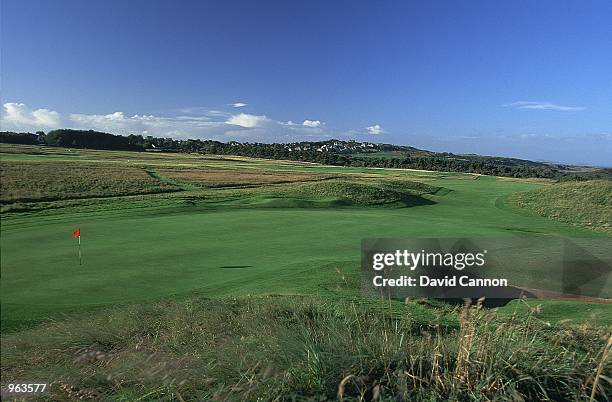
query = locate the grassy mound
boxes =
[271,179,440,206]
[2,296,609,401]
[510,180,612,233]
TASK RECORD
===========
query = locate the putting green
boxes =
[0,176,605,328]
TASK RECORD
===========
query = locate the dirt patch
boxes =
[521,287,611,304]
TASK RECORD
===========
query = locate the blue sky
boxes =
[1,0,611,165]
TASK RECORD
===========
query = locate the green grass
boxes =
[510,180,612,233]
[3,174,607,329]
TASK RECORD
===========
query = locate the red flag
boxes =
[73,228,81,238]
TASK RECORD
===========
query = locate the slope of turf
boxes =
[510,179,612,233]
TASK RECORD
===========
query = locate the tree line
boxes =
[1,129,600,179]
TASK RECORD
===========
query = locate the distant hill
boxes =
[1,130,610,179]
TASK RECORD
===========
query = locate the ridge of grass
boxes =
[510,180,612,233]
[270,179,441,207]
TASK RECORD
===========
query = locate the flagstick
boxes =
[78,235,82,265]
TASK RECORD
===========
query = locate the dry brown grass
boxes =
[156,167,335,187]
[591,335,612,401]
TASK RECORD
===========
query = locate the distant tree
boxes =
[0,131,38,145]
[45,129,143,151]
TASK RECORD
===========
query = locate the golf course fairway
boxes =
[2,168,606,329]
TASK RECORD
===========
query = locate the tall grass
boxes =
[2,296,610,401]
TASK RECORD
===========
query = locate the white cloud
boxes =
[177,106,230,117]
[226,113,268,128]
[284,119,324,128]
[366,124,384,135]
[302,119,322,128]
[2,101,338,143]
[69,111,223,138]
[232,102,247,108]
[505,101,585,111]
[2,102,61,129]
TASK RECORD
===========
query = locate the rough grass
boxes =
[1,296,610,401]
[0,161,179,206]
[510,180,612,233]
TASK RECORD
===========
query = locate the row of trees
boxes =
[0,130,141,150]
[1,129,563,178]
